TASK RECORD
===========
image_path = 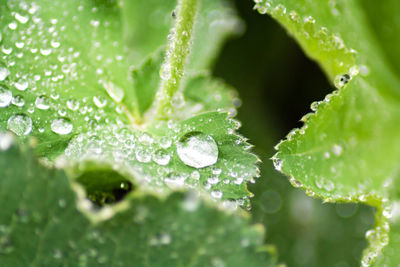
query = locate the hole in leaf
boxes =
[76,170,134,207]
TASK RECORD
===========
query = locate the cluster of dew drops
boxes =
[0,1,254,209]
[0,1,127,138]
[62,116,252,207]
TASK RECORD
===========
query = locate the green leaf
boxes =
[253,0,400,265]
[0,0,134,158]
[0,0,248,194]
[128,48,239,117]
[0,134,277,266]
[61,112,259,204]
[120,0,243,70]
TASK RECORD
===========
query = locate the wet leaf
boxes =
[61,112,259,203]
[254,0,400,265]
[0,134,277,266]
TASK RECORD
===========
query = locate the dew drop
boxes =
[176,132,218,168]
[0,65,10,81]
[40,48,52,56]
[272,157,282,171]
[15,13,29,24]
[152,149,171,165]
[0,86,12,107]
[159,136,172,149]
[0,132,14,150]
[334,74,351,88]
[12,95,25,107]
[93,95,107,108]
[35,95,50,110]
[332,144,343,156]
[51,118,73,135]
[135,149,151,163]
[171,92,185,108]
[67,99,80,111]
[211,190,223,199]
[190,170,200,180]
[14,79,29,91]
[7,114,32,136]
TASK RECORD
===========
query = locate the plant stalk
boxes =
[155,0,199,118]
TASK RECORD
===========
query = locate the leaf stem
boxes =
[155,0,199,118]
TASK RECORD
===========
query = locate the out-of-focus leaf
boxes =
[0,134,277,266]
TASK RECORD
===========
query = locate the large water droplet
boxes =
[7,114,32,136]
[51,118,73,135]
[177,132,218,168]
[0,86,12,107]
[35,95,50,110]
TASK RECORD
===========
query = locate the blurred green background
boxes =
[214,1,375,266]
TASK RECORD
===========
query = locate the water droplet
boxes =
[0,86,12,107]
[207,176,220,185]
[211,190,223,199]
[177,132,218,168]
[190,171,200,180]
[171,92,185,108]
[40,48,52,56]
[14,79,29,91]
[212,168,222,175]
[135,149,151,163]
[164,173,186,189]
[0,65,10,81]
[138,133,153,145]
[159,136,172,149]
[315,177,335,191]
[67,99,80,111]
[35,95,50,110]
[7,114,32,136]
[272,157,282,171]
[332,144,343,156]
[93,95,107,108]
[51,118,73,135]
[334,74,351,88]
[12,95,25,107]
[15,13,29,24]
[152,149,171,165]
[0,132,14,150]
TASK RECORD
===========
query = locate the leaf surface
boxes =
[254,0,400,265]
[62,112,259,203]
[0,134,277,267]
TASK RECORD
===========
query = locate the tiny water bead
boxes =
[7,114,32,136]
[51,118,73,135]
[0,86,12,107]
[334,73,351,88]
[67,99,80,111]
[14,79,29,91]
[176,132,219,169]
[12,95,25,107]
[93,95,107,108]
[152,149,171,166]
[35,95,50,110]
[0,65,10,81]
